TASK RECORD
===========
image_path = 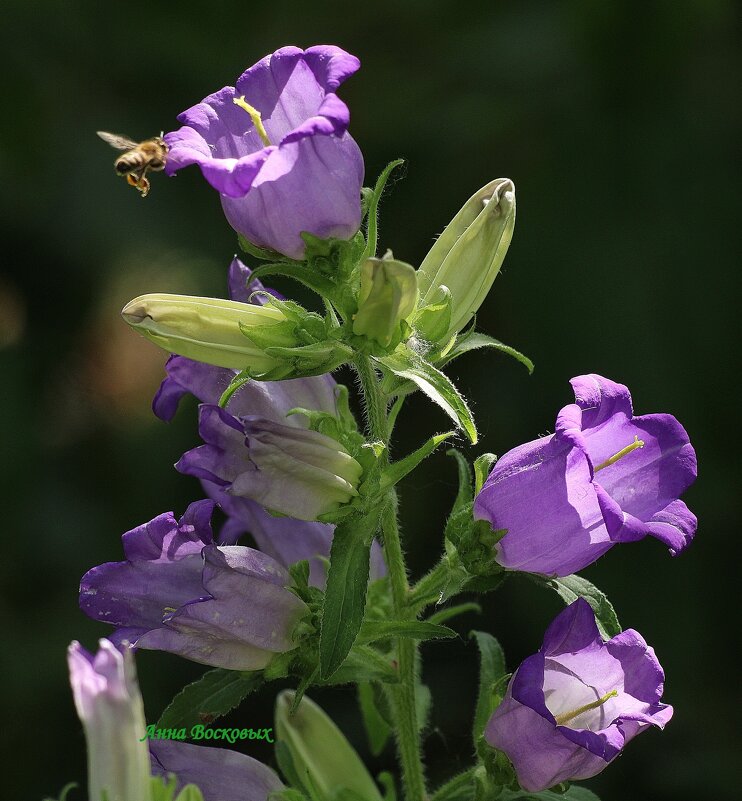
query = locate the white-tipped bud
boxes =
[416,178,515,343]
[121,293,292,372]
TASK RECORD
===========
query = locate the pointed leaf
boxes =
[358,682,393,756]
[447,449,474,511]
[362,160,406,262]
[532,574,621,639]
[358,620,457,645]
[427,602,481,626]
[380,431,455,490]
[470,631,507,745]
[319,516,376,679]
[441,332,534,374]
[377,352,477,443]
[157,668,263,730]
[318,647,399,685]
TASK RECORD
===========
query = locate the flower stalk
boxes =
[354,354,427,801]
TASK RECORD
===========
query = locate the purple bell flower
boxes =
[485,599,673,792]
[164,45,364,260]
[150,740,284,801]
[79,501,308,670]
[474,374,697,576]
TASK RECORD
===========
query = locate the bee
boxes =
[97,131,168,197]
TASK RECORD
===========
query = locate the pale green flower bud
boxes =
[275,691,384,801]
[416,178,515,343]
[121,293,293,372]
[67,640,152,801]
[353,252,418,348]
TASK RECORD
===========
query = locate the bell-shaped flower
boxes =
[67,639,152,801]
[79,501,309,670]
[415,178,515,344]
[474,374,697,576]
[485,599,673,792]
[164,45,364,260]
[150,740,283,801]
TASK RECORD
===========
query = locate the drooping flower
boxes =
[153,257,385,585]
[79,501,308,670]
[164,45,364,260]
[67,639,152,801]
[485,599,673,792]
[473,374,697,576]
[179,407,363,521]
[150,740,283,801]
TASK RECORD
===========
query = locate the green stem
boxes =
[354,355,426,801]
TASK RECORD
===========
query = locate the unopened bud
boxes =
[416,178,515,343]
[275,691,384,801]
[121,293,293,372]
[353,253,418,348]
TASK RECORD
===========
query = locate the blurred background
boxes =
[2,1,740,799]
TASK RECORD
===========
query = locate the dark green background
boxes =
[2,1,739,799]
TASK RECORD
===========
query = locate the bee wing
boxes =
[97,131,139,150]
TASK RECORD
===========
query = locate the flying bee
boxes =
[97,131,168,197]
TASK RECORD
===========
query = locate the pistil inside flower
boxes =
[594,435,645,472]
[553,689,618,726]
[233,96,272,146]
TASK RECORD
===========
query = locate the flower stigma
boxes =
[554,689,618,726]
[233,96,272,146]
[594,435,645,472]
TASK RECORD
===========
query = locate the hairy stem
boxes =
[354,355,426,801]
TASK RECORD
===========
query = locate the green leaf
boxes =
[175,786,206,801]
[380,431,455,490]
[447,449,474,511]
[416,681,433,733]
[218,369,252,408]
[473,453,497,495]
[377,351,477,443]
[440,331,534,374]
[532,574,621,639]
[426,602,481,626]
[43,783,78,801]
[470,631,507,745]
[358,682,393,756]
[246,261,339,301]
[318,646,399,685]
[319,516,375,679]
[237,234,288,262]
[358,620,457,645]
[362,160,406,262]
[157,668,263,730]
[497,787,601,801]
[377,772,397,801]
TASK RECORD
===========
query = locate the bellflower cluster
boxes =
[66,43,701,801]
